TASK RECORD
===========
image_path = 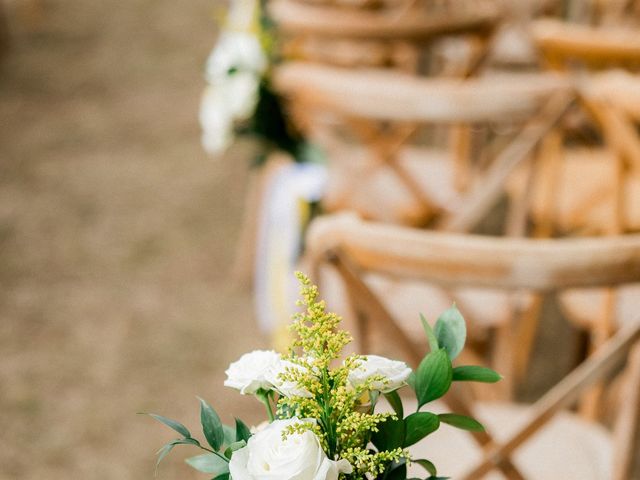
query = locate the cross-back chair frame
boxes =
[305,213,640,479]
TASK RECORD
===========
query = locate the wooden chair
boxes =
[512,21,640,397]
[269,0,504,73]
[273,61,573,228]
[304,213,640,478]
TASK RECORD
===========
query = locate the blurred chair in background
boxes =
[305,213,640,478]
[268,0,504,75]
[273,61,572,228]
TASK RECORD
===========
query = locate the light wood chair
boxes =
[515,21,640,401]
[304,213,640,478]
[273,61,573,229]
[268,0,504,73]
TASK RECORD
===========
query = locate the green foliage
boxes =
[433,306,466,361]
[438,414,484,432]
[234,418,252,442]
[452,365,502,383]
[198,397,224,451]
[414,349,453,409]
[403,412,440,447]
[384,391,404,419]
[143,276,501,480]
[185,453,230,475]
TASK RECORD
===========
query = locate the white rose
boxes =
[205,31,267,82]
[224,350,281,394]
[199,87,234,154]
[348,355,412,393]
[229,418,352,480]
[222,71,261,120]
[266,359,313,398]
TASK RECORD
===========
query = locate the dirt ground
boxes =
[0,1,269,478]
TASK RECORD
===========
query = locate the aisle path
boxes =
[0,1,266,478]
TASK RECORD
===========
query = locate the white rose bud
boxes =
[229,418,352,480]
[348,355,412,393]
[266,359,313,398]
[224,350,281,394]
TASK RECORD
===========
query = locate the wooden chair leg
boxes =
[612,344,640,480]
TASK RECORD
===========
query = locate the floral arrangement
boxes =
[143,273,501,479]
[199,0,313,163]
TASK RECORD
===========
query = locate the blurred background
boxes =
[0,1,267,478]
[2,0,640,479]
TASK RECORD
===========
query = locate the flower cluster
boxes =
[199,0,267,154]
[144,272,502,480]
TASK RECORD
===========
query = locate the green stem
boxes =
[258,392,275,422]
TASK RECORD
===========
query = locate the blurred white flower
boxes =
[200,28,267,154]
[199,86,234,154]
[266,359,313,398]
[224,350,282,394]
[348,355,412,393]
[205,30,267,82]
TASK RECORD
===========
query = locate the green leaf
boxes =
[403,412,440,447]
[155,443,175,470]
[415,349,453,409]
[413,458,437,476]
[384,460,407,480]
[142,413,191,438]
[452,365,502,383]
[384,390,404,419]
[235,418,252,442]
[438,413,485,432]
[222,424,236,446]
[406,371,416,391]
[372,417,405,451]
[185,453,230,474]
[156,437,201,470]
[420,313,439,353]
[434,305,467,360]
[224,440,246,459]
[198,397,225,451]
[212,474,230,480]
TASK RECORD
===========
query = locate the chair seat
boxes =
[507,147,640,234]
[323,145,460,226]
[559,284,640,330]
[395,399,613,480]
[364,274,529,337]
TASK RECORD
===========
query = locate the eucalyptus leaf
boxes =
[235,418,252,442]
[438,413,485,432]
[198,397,225,451]
[185,453,230,475]
[384,390,403,419]
[420,313,439,353]
[224,440,246,459]
[452,365,502,383]
[142,413,191,438]
[434,305,466,360]
[155,443,175,470]
[212,474,230,480]
[156,436,201,468]
[415,349,453,409]
[403,412,440,447]
[222,424,236,446]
